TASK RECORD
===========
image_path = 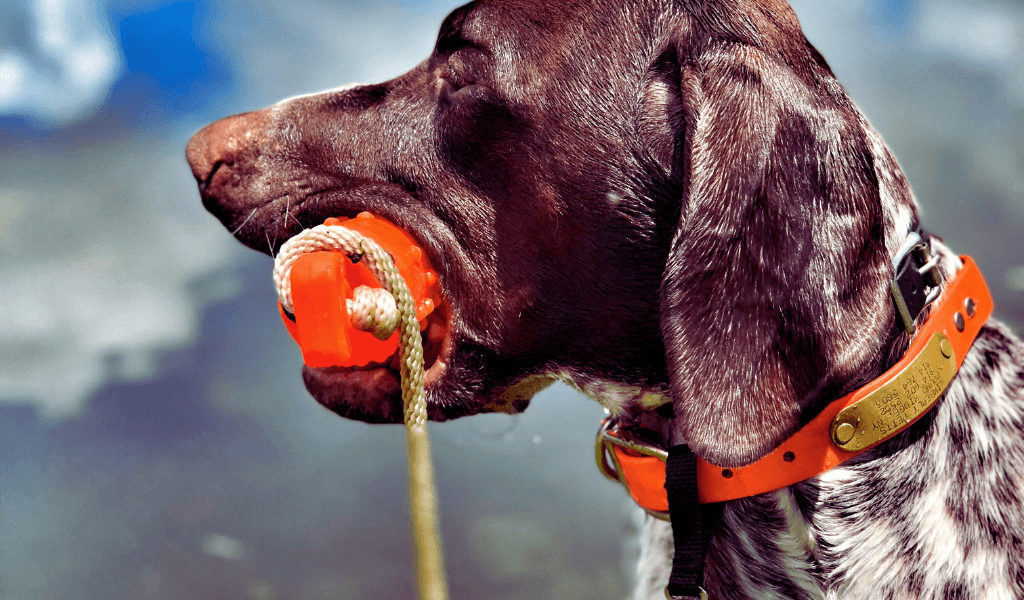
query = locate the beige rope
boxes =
[274,224,449,600]
[348,285,400,341]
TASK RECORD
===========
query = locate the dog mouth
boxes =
[268,202,457,424]
[301,302,454,423]
[206,182,465,422]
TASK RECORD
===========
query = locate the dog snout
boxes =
[186,109,271,191]
[186,108,275,231]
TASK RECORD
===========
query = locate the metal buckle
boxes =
[595,416,670,520]
[891,232,943,334]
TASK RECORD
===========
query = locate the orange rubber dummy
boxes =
[278,212,441,368]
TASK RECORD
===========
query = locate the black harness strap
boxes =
[665,445,722,599]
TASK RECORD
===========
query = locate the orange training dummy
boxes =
[277,212,441,368]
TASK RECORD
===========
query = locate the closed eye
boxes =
[438,51,492,104]
[441,63,474,91]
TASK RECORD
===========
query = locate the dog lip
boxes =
[302,363,405,423]
[220,183,441,265]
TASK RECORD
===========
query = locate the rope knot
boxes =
[348,285,400,340]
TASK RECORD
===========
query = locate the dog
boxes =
[186,0,1024,597]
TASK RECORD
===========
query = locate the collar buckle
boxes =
[596,416,671,520]
[891,231,943,333]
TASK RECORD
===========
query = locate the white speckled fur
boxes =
[621,311,1024,600]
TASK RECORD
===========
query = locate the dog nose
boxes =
[186,109,270,188]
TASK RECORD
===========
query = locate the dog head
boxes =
[187,0,914,467]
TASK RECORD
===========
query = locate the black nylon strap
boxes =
[665,444,721,599]
[891,229,941,333]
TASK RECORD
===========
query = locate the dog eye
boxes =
[442,65,468,90]
[439,62,491,105]
[442,64,473,90]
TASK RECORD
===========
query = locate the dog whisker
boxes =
[281,194,306,232]
[231,206,260,235]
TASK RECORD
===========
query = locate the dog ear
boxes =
[658,21,900,467]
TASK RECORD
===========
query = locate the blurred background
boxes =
[1,0,1021,598]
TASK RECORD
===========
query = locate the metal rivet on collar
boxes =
[940,338,953,359]
[964,297,976,318]
[833,421,857,445]
[954,312,965,332]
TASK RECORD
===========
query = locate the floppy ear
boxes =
[659,26,900,467]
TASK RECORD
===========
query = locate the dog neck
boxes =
[599,236,993,510]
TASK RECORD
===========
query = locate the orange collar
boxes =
[600,256,993,509]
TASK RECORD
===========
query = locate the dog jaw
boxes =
[555,368,671,417]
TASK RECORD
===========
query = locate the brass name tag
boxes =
[831,332,956,452]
